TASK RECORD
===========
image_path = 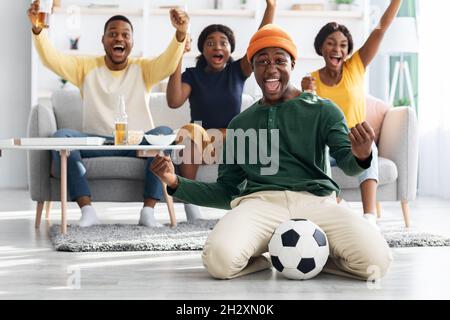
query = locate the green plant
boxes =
[394,98,411,107]
[334,0,355,4]
[60,78,68,88]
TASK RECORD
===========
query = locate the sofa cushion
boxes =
[366,95,391,144]
[330,157,398,189]
[52,89,83,132]
[150,93,191,129]
[83,157,147,180]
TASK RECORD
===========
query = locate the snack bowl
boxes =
[144,133,177,146]
[127,130,144,145]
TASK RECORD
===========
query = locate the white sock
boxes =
[79,205,100,227]
[139,207,163,228]
[363,213,380,230]
[184,204,203,222]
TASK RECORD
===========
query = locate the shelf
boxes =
[53,6,143,16]
[54,7,255,18]
[278,10,364,19]
[53,7,362,19]
[148,9,255,18]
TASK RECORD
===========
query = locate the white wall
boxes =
[0,1,31,188]
[368,0,390,101]
[417,0,450,198]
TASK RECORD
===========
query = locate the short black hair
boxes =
[314,22,354,56]
[196,24,236,67]
[104,15,134,34]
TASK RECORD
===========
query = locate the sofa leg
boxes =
[401,200,411,228]
[376,201,382,219]
[45,201,52,220]
[35,202,44,229]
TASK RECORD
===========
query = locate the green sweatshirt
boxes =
[169,92,371,210]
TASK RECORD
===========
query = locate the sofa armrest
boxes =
[378,107,419,201]
[27,104,57,138]
[26,104,57,201]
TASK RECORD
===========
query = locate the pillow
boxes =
[366,95,391,144]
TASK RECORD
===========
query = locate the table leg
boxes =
[60,150,68,234]
[162,183,177,228]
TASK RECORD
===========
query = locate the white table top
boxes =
[0,145,184,151]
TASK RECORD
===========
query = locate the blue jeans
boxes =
[51,126,173,201]
[330,143,379,185]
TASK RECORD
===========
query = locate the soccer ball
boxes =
[268,219,329,280]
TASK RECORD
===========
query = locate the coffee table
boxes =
[0,142,184,234]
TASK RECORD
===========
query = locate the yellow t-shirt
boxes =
[312,51,366,129]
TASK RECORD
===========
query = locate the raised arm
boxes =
[240,0,277,77]
[28,0,85,88]
[166,35,192,109]
[141,9,189,91]
[359,0,403,68]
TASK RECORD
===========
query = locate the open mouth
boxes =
[211,54,224,64]
[329,56,342,67]
[113,45,126,55]
[264,79,281,93]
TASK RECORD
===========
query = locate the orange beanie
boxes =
[246,24,298,63]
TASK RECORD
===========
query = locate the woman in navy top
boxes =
[167,0,277,181]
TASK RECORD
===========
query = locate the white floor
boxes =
[1,188,450,300]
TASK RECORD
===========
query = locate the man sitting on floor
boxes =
[151,24,392,280]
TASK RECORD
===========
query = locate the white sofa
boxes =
[28,90,418,227]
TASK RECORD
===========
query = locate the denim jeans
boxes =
[330,142,379,185]
[51,126,173,201]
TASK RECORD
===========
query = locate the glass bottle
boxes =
[114,95,128,145]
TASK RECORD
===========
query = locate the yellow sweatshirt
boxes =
[33,30,185,136]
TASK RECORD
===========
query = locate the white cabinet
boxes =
[32,0,370,101]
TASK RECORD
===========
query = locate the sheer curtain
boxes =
[418,1,450,198]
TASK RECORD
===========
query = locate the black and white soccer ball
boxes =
[269,219,329,280]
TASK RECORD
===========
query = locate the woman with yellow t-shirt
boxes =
[302,0,403,228]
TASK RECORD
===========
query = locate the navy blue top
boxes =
[181,59,248,129]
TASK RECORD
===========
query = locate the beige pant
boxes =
[202,191,393,281]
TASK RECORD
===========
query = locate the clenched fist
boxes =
[301,75,316,93]
[27,0,42,34]
[170,8,190,42]
[150,154,179,189]
[349,122,376,161]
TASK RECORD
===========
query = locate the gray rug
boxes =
[49,219,450,252]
